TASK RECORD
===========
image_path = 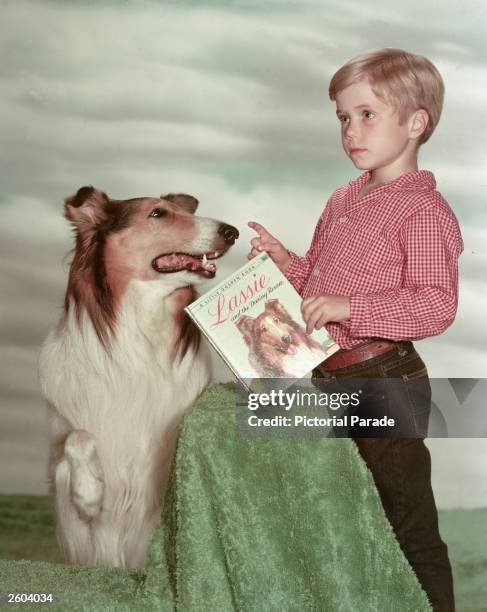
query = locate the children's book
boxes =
[185,252,339,391]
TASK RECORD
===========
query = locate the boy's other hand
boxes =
[247,221,291,273]
[301,294,350,334]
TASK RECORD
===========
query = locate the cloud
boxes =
[2,0,486,202]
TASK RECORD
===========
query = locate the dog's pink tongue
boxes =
[153,253,217,275]
[288,345,297,355]
[154,254,202,272]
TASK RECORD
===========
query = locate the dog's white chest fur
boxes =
[39,279,210,568]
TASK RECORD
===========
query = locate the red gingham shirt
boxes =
[284,169,464,349]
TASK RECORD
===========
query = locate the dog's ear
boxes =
[64,186,110,233]
[235,315,254,346]
[265,299,292,322]
[161,193,199,214]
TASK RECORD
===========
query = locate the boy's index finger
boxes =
[248,221,272,239]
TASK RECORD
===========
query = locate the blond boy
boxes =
[248,48,462,611]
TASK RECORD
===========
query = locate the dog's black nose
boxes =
[282,335,291,344]
[218,224,239,245]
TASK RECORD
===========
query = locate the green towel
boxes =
[0,383,430,611]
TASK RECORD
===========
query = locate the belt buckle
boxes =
[397,342,408,357]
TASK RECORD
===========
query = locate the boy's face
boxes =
[335,78,418,173]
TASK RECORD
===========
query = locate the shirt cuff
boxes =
[283,250,304,282]
[349,294,369,336]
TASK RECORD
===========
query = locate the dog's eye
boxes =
[260,326,267,333]
[149,208,168,218]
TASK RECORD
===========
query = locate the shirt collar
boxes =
[352,169,436,198]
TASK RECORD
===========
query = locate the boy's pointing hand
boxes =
[301,294,350,334]
[247,221,291,273]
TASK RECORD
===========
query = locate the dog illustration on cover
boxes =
[235,298,330,378]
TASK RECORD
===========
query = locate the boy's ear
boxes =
[409,109,429,141]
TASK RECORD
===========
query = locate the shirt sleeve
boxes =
[284,204,330,295]
[349,205,463,340]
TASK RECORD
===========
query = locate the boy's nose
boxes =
[344,121,359,139]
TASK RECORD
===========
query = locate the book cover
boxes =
[185,252,339,389]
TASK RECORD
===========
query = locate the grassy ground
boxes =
[0,495,62,564]
[1,495,486,611]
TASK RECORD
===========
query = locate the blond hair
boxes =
[329,48,444,144]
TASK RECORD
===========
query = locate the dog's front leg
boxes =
[53,429,105,565]
[63,429,105,521]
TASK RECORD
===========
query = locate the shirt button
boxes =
[339,215,348,223]
[313,266,320,276]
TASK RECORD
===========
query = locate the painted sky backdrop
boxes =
[1,0,486,505]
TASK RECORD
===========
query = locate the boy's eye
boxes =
[338,115,349,124]
[363,111,375,119]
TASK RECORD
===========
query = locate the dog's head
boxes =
[235,299,299,356]
[65,186,238,284]
[64,186,238,346]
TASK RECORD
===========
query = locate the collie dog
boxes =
[236,299,327,378]
[38,186,238,568]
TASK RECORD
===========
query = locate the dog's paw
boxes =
[65,430,105,522]
[72,480,104,522]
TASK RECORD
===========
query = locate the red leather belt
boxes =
[317,340,402,372]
